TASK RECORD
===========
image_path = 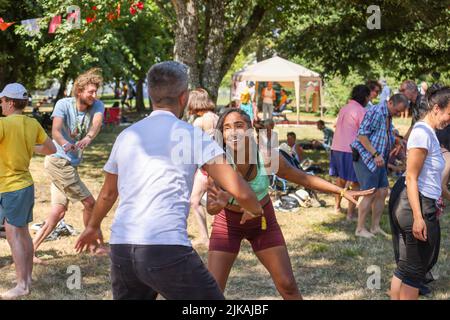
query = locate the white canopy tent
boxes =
[232,56,323,124]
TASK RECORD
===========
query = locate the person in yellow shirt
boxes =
[0,83,56,300]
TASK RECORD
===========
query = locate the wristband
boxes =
[372,151,380,158]
[62,142,70,149]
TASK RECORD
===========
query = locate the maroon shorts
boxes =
[209,201,286,254]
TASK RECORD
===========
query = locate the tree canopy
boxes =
[276,0,450,80]
[0,0,448,111]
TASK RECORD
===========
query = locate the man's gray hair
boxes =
[401,80,418,92]
[390,93,409,107]
[147,61,188,105]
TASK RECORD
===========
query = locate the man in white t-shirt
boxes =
[75,61,263,300]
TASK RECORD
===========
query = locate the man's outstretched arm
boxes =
[75,172,118,253]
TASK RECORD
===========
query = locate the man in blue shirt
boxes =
[312,120,334,151]
[32,68,106,263]
[351,94,409,238]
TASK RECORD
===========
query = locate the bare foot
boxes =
[355,229,374,238]
[191,238,210,248]
[33,256,48,265]
[0,285,30,300]
[346,215,357,221]
[334,207,346,214]
[371,227,389,237]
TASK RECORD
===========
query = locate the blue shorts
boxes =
[0,185,34,227]
[329,150,358,183]
[353,158,389,190]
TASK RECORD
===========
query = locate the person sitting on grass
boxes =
[32,102,42,118]
[312,120,334,151]
[0,83,56,299]
[286,132,304,165]
[273,89,289,121]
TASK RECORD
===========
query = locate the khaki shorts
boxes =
[44,156,91,207]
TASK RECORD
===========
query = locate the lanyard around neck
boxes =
[72,99,88,140]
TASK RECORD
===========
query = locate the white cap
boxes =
[0,83,28,100]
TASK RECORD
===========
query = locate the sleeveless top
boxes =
[263,88,274,104]
[227,151,270,205]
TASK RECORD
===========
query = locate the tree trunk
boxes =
[256,39,264,62]
[200,1,225,103]
[172,0,200,88]
[55,74,69,107]
[219,5,266,84]
[114,78,121,99]
[169,1,266,104]
[135,78,145,114]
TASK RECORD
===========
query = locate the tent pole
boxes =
[296,80,301,125]
[320,79,324,118]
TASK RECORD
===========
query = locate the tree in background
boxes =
[154,0,297,103]
[114,2,173,113]
[2,0,172,113]
[0,0,41,89]
[276,0,450,80]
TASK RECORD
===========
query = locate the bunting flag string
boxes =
[0,1,145,34]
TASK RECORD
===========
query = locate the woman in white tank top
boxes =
[262,82,276,120]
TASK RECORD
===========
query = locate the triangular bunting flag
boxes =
[0,18,15,31]
[49,15,61,34]
[21,18,41,36]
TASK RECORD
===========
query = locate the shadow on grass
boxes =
[0,249,112,300]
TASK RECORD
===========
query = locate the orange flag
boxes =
[0,18,15,31]
[107,3,121,21]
